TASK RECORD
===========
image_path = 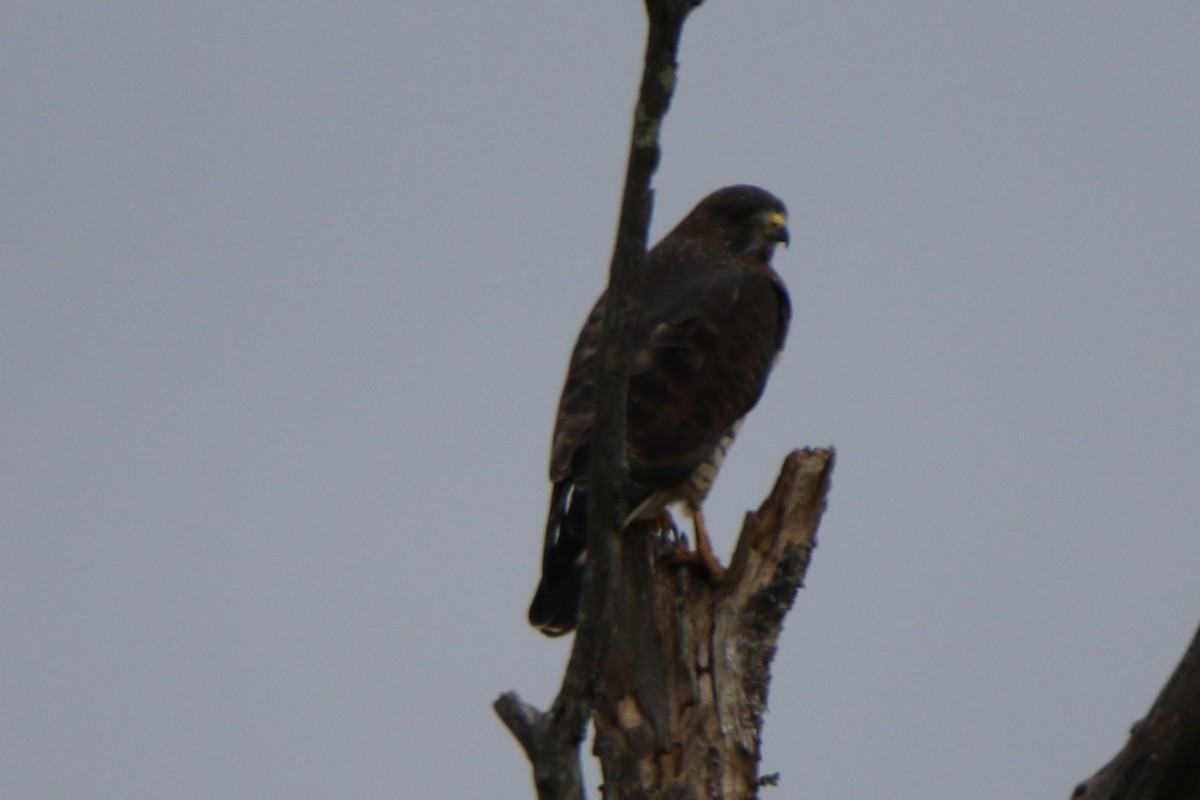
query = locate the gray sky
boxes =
[3,2,1198,798]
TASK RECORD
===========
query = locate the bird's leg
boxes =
[671,507,725,582]
[691,508,726,581]
[654,509,682,546]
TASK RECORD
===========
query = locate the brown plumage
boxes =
[528,185,792,636]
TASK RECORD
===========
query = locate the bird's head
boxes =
[673,184,790,261]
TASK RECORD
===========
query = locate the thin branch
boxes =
[494,692,548,761]
[563,0,702,728]
[494,3,703,798]
[494,692,584,800]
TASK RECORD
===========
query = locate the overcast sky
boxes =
[3,2,1199,798]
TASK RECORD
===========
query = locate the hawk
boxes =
[528,185,792,636]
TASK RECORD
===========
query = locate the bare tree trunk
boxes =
[498,449,835,800]
[494,1,1200,797]
[593,448,834,799]
[1072,621,1200,800]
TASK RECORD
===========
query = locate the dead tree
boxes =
[588,449,834,797]
[494,1,835,797]
[494,2,1198,798]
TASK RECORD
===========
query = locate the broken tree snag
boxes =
[494,692,586,800]
[1073,620,1200,800]
[592,447,835,799]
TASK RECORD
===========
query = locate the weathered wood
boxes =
[498,448,834,799]
[1073,621,1200,800]
[592,448,835,799]
[495,692,585,800]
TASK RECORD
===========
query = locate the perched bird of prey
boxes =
[528,185,792,636]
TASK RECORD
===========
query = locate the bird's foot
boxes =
[671,545,726,583]
[669,510,726,583]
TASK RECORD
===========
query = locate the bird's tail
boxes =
[528,481,587,636]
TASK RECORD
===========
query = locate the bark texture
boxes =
[593,448,834,799]
[499,449,835,800]
[1073,621,1200,800]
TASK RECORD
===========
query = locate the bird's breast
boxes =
[681,420,743,510]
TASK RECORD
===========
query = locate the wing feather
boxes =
[548,243,789,495]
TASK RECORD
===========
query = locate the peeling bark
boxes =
[592,448,834,800]
[497,449,834,800]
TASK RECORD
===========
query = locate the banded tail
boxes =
[528,481,587,636]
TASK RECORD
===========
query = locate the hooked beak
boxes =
[763,210,790,247]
